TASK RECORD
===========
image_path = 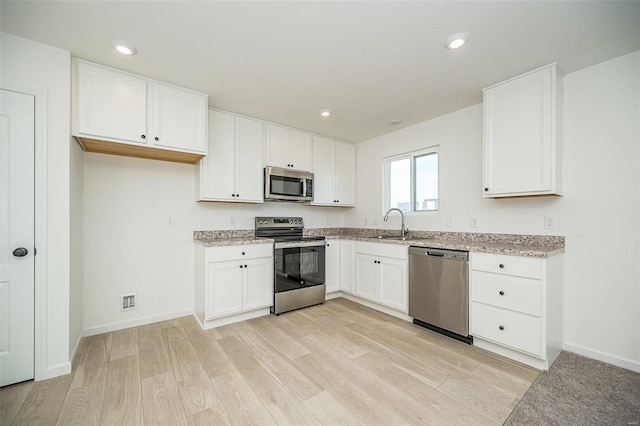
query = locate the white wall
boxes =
[1,33,73,378]
[69,138,84,359]
[346,51,640,371]
[82,152,345,333]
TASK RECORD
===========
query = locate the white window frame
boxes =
[383,145,439,214]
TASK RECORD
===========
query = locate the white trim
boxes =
[196,308,271,330]
[338,292,413,322]
[562,341,640,373]
[83,308,193,336]
[33,89,48,381]
[45,362,71,379]
[473,337,550,370]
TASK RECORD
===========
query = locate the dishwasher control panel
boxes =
[408,247,468,261]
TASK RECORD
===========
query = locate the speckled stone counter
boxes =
[194,228,564,257]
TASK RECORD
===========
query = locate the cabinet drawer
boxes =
[471,271,542,316]
[471,252,542,279]
[206,244,272,263]
[354,241,407,260]
[471,302,542,357]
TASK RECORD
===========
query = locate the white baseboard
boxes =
[563,341,640,373]
[45,362,71,380]
[337,292,412,322]
[83,308,194,336]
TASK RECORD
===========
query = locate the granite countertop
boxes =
[194,228,565,258]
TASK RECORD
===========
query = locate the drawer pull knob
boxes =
[499,264,504,269]
[242,252,246,255]
[499,325,504,331]
[499,291,504,296]
[239,265,243,269]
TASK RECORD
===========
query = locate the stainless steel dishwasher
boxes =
[408,247,472,344]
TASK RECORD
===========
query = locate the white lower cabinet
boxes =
[470,252,563,370]
[195,243,273,329]
[354,242,407,313]
[325,240,341,294]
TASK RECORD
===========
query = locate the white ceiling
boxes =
[2,1,639,143]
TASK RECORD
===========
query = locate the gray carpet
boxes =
[505,351,640,425]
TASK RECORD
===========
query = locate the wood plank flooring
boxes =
[1,298,539,425]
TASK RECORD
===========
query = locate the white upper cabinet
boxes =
[312,136,355,207]
[483,63,563,197]
[149,82,207,153]
[73,59,208,164]
[198,110,264,203]
[265,124,313,171]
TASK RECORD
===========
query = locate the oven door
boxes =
[274,244,325,293]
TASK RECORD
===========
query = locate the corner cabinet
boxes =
[354,242,407,313]
[312,137,356,206]
[194,243,273,330]
[197,110,264,203]
[483,63,563,197]
[264,124,313,171]
[470,252,563,370]
[72,59,208,164]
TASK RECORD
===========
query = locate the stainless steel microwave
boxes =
[264,167,314,202]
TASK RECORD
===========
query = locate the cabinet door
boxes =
[234,116,265,202]
[290,130,313,171]
[75,61,147,144]
[206,261,244,319]
[265,124,290,168]
[198,110,236,201]
[340,240,354,293]
[335,141,356,206]
[149,82,207,154]
[378,257,407,312]
[355,254,378,301]
[243,257,273,311]
[325,241,341,294]
[312,137,336,205]
[483,66,554,196]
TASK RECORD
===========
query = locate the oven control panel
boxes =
[255,217,304,228]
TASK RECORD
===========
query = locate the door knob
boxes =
[13,247,28,257]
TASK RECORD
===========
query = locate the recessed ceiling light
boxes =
[445,33,469,50]
[320,110,331,117]
[112,40,137,55]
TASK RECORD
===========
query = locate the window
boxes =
[384,146,438,212]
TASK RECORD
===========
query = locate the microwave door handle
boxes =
[302,178,307,197]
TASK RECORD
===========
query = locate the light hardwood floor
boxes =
[1,298,539,425]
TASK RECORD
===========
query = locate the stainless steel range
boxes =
[255,217,326,315]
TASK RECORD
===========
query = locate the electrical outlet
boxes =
[544,216,556,230]
[364,217,368,226]
[446,217,454,227]
[229,216,236,226]
[373,217,378,226]
[470,217,478,228]
[121,293,136,311]
[167,216,175,227]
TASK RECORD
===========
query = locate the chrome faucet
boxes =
[383,207,406,237]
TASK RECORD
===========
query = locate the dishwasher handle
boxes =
[409,246,469,261]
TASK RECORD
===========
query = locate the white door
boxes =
[379,258,407,312]
[0,90,35,387]
[264,124,290,168]
[354,254,377,301]
[206,261,244,320]
[325,241,341,293]
[234,116,264,203]
[335,141,356,206]
[243,257,273,311]
[198,110,235,201]
[312,137,336,205]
